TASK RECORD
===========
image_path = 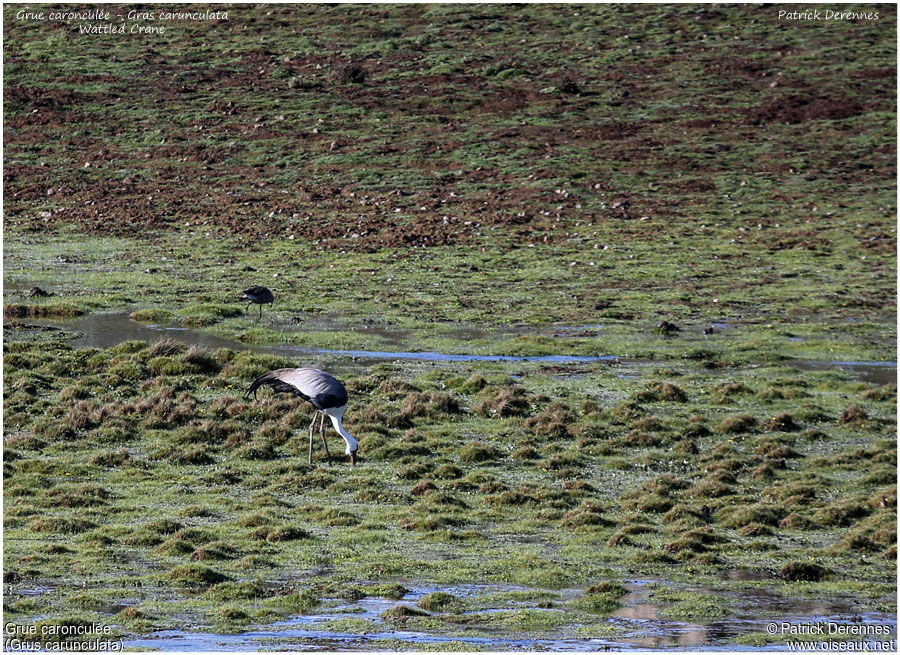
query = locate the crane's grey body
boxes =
[249,368,347,410]
[242,286,274,318]
[248,368,358,465]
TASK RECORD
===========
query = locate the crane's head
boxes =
[349,448,358,466]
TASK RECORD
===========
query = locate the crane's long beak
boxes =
[349,450,358,466]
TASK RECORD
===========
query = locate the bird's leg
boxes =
[258,304,263,319]
[307,411,318,465]
[245,302,251,316]
[319,413,332,463]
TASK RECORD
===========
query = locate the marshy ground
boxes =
[3,3,897,650]
[4,318,896,649]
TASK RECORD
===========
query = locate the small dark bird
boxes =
[559,76,580,95]
[241,286,274,318]
[702,326,716,335]
[656,321,681,336]
[247,368,359,465]
[29,286,52,298]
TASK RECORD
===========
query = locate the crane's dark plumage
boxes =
[247,368,358,465]
[242,286,274,318]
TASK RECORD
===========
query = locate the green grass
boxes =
[3,342,895,641]
[4,229,895,362]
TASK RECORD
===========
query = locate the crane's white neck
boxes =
[325,406,358,454]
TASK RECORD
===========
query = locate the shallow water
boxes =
[7,311,896,390]
[119,581,897,651]
[123,628,612,652]
[7,312,896,384]
[789,360,897,386]
[12,311,621,371]
[20,312,245,352]
[286,345,617,365]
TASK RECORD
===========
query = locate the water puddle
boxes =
[14,586,55,596]
[284,345,617,365]
[8,311,617,370]
[789,360,897,386]
[612,580,895,649]
[119,581,897,651]
[721,569,770,582]
[5,311,895,383]
[123,628,608,652]
[14,312,246,352]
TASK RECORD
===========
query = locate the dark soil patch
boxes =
[4,86,92,111]
[851,67,896,81]
[745,96,866,124]
[667,179,717,194]
[706,58,767,78]
[592,122,644,140]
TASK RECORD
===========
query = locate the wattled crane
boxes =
[247,368,359,465]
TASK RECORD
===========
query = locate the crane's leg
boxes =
[307,411,318,464]
[319,413,332,463]
[245,302,252,316]
[258,304,263,319]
